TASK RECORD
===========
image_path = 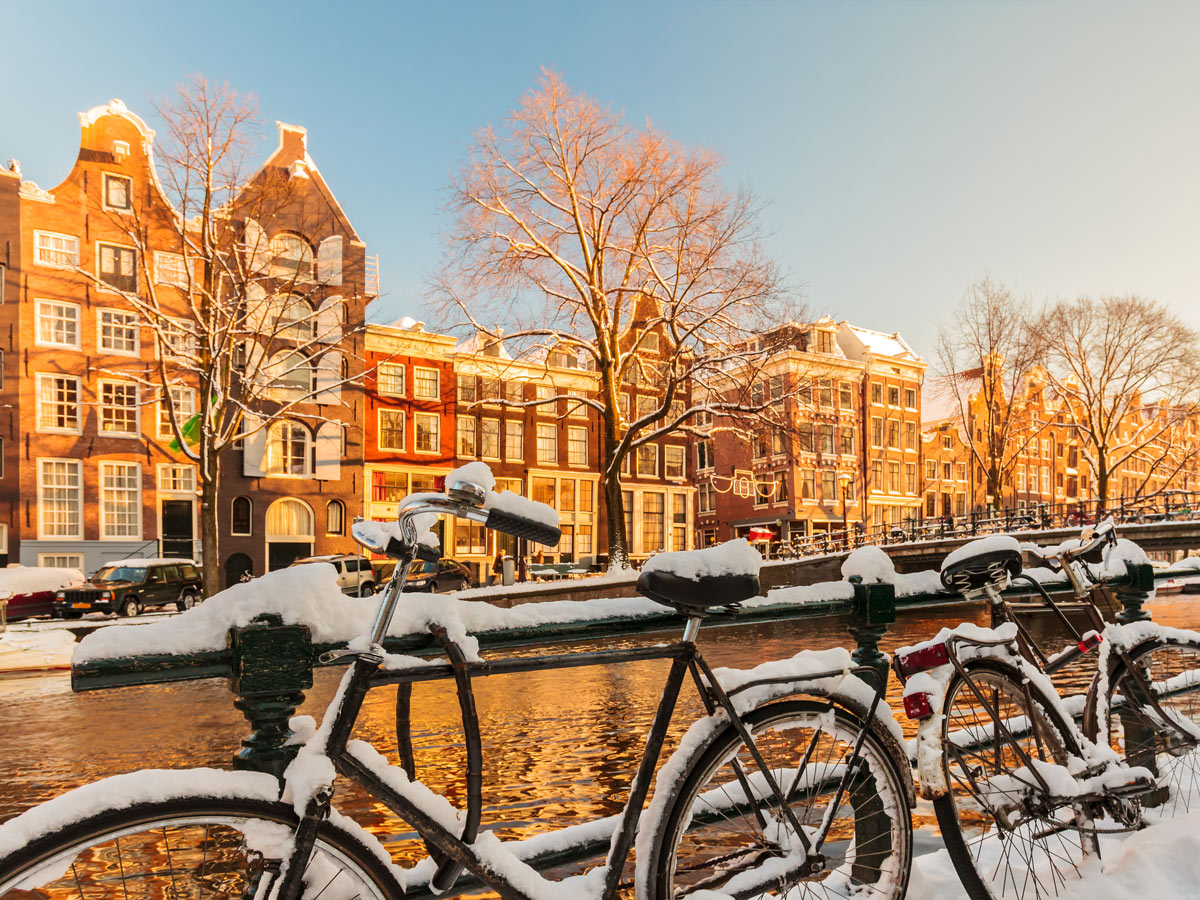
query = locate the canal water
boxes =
[1,592,1197,870]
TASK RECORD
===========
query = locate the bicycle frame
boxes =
[273,494,892,900]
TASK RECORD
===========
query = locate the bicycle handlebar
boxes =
[485,507,562,547]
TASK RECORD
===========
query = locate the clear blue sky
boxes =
[4,0,1197,360]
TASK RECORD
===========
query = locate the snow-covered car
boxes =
[53,559,202,618]
[291,554,378,597]
[0,566,85,621]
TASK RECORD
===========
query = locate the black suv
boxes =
[53,559,203,618]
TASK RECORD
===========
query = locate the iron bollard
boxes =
[229,613,314,778]
[847,576,896,691]
[1115,561,1155,624]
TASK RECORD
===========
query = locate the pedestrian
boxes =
[491,551,504,586]
[518,555,528,583]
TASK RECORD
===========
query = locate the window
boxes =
[457,417,477,457]
[1041,438,1051,459]
[154,252,189,287]
[1029,467,1039,493]
[870,417,883,447]
[818,424,834,455]
[888,386,900,407]
[98,309,138,354]
[275,295,315,341]
[37,374,81,433]
[504,381,524,404]
[636,394,657,419]
[98,243,137,292]
[886,420,899,449]
[97,381,138,436]
[840,382,853,409]
[926,492,937,516]
[815,329,834,354]
[536,423,557,464]
[38,459,82,538]
[817,381,834,408]
[158,464,196,493]
[505,420,524,460]
[642,493,665,552]
[698,482,716,513]
[578,480,593,512]
[800,469,815,499]
[578,524,593,556]
[560,478,576,511]
[906,463,917,494]
[942,435,953,450]
[888,461,900,492]
[926,460,937,481]
[377,363,406,396]
[637,444,659,477]
[415,412,440,452]
[871,460,883,488]
[536,384,557,405]
[455,521,486,555]
[100,461,141,538]
[696,439,712,470]
[840,427,854,455]
[379,410,406,451]
[821,469,836,501]
[751,382,765,406]
[227,496,253,536]
[480,418,500,459]
[904,421,917,451]
[36,300,80,348]
[268,234,314,280]
[642,331,660,353]
[39,553,83,569]
[797,423,814,453]
[326,500,345,536]
[1017,467,1026,490]
[905,388,917,409]
[753,433,768,459]
[34,231,80,267]
[774,471,790,503]
[568,426,588,466]
[664,445,685,479]
[769,375,784,400]
[103,173,132,210]
[870,383,882,405]
[413,367,440,400]
[457,374,477,403]
[161,319,197,359]
[266,351,312,401]
[266,421,311,476]
[158,387,196,439]
[532,476,556,506]
[956,463,966,482]
[480,377,501,403]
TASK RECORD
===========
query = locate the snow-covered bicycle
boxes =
[0,465,914,900]
[894,524,1200,900]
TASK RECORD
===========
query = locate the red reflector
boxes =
[898,643,950,678]
[903,692,934,719]
[1078,632,1103,653]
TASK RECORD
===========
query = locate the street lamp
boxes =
[838,471,853,551]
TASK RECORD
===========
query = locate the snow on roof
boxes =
[391,316,424,331]
[839,323,923,363]
[455,330,511,359]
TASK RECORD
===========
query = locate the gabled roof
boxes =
[838,322,923,363]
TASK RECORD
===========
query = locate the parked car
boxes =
[402,558,471,593]
[292,554,377,597]
[53,559,202,618]
[0,566,85,621]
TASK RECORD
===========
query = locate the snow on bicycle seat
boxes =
[939,534,1023,593]
[637,539,762,614]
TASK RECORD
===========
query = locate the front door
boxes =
[162,500,194,560]
[269,541,312,572]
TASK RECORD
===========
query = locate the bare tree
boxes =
[935,276,1046,511]
[1037,295,1200,508]
[437,71,792,567]
[79,77,360,596]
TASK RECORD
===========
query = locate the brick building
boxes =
[0,100,370,581]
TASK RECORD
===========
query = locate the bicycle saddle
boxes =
[940,537,1023,593]
[636,569,761,615]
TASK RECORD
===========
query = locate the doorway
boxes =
[161,499,195,560]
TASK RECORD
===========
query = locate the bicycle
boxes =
[0,468,914,900]
[893,524,1200,900]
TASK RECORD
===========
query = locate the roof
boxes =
[837,323,924,364]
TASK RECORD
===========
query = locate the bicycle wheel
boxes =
[934,659,1097,900]
[0,793,401,900]
[641,698,912,899]
[1104,635,1200,817]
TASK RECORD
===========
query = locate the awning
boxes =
[747,527,775,542]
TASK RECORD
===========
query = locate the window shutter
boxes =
[244,219,269,274]
[316,296,343,343]
[314,350,343,403]
[242,413,267,477]
[314,421,342,481]
[317,236,343,286]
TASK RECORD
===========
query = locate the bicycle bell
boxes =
[446,477,488,507]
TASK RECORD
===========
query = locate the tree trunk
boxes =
[1096,459,1110,513]
[604,453,630,571]
[200,453,221,598]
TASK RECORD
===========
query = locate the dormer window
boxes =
[104,174,132,211]
[814,330,834,354]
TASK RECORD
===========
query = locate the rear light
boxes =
[1078,631,1103,653]
[903,692,935,719]
[896,642,950,678]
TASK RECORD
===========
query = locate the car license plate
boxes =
[72,602,90,609]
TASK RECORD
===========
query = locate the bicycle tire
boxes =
[0,792,402,900]
[1101,634,1200,817]
[641,698,912,900]
[933,658,1096,900]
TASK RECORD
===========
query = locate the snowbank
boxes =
[841,546,896,584]
[642,539,762,580]
[0,566,83,598]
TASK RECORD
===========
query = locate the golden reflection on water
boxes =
[1,594,1196,883]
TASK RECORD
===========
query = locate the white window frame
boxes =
[480,417,501,460]
[154,251,189,287]
[567,425,588,467]
[35,299,82,349]
[156,463,197,494]
[664,445,686,480]
[159,318,198,360]
[265,420,313,477]
[377,362,406,397]
[637,444,659,478]
[37,458,83,540]
[536,422,557,465]
[98,380,140,437]
[157,386,197,440]
[33,231,80,268]
[413,366,440,400]
[102,173,133,212]
[378,409,407,452]
[457,416,477,458]
[99,460,142,539]
[38,553,83,569]
[36,373,82,435]
[97,307,140,356]
[505,419,524,461]
[414,412,440,454]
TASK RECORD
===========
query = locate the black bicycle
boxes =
[0,470,913,900]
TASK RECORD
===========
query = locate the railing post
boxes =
[847,575,895,691]
[1115,561,1155,624]
[229,613,314,779]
